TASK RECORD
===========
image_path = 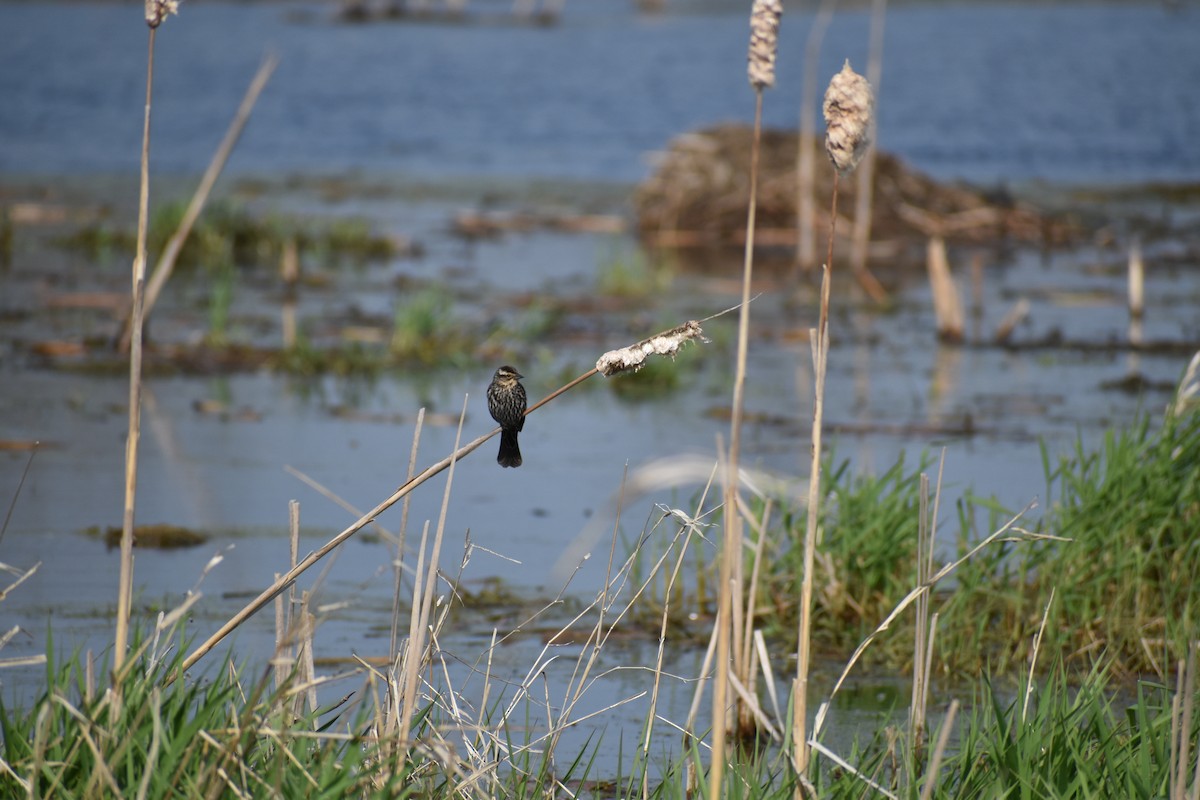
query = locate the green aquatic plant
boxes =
[596,247,672,298]
[390,284,474,365]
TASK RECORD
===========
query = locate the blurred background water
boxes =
[2,1,1198,185]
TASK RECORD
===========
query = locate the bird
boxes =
[486,365,527,468]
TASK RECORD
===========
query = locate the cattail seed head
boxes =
[145,0,180,28]
[596,321,705,377]
[823,59,875,175]
[747,0,783,91]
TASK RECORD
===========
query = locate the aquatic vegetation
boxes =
[60,200,399,274]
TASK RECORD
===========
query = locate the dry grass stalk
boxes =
[1169,641,1199,800]
[114,17,163,680]
[812,502,1036,741]
[793,59,876,792]
[0,445,37,550]
[1129,236,1145,319]
[994,297,1030,343]
[119,54,278,353]
[927,236,964,342]
[396,397,466,752]
[919,699,959,800]
[1021,588,1056,724]
[1173,351,1200,417]
[396,521,431,748]
[391,408,426,661]
[714,5,782,791]
[909,473,932,763]
[644,480,717,797]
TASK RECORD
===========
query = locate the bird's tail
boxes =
[497,428,522,468]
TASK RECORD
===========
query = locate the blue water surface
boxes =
[1,0,1197,185]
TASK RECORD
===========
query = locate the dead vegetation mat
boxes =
[635,124,1076,255]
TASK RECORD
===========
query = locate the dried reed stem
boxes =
[169,319,709,680]
[114,24,159,680]
[1129,236,1145,319]
[919,699,959,800]
[812,502,1035,740]
[795,65,875,787]
[390,408,425,660]
[909,473,931,763]
[927,236,964,342]
[397,397,465,750]
[709,10,782,791]
[792,171,835,791]
[714,76,771,800]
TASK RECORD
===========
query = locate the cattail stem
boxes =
[713,86,765,798]
[793,169,837,792]
[114,24,157,681]
[795,59,873,794]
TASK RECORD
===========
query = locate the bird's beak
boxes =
[516,371,524,379]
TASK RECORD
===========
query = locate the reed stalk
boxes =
[793,59,875,794]
[713,3,781,793]
[114,16,161,682]
[168,319,705,681]
[390,408,426,660]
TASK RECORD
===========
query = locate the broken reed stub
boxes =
[145,0,180,27]
[823,60,875,176]
[596,320,706,377]
[747,0,783,90]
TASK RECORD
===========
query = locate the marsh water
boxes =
[2,0,1199,774]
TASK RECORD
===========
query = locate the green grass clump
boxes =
[596,248,671,298]
[753,410,1200,676]
[1032,411,1200,674]
[390,285,474,366]
[0,640,407,798]
[60,201,397,274]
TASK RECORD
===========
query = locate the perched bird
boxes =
[486,365,527,468]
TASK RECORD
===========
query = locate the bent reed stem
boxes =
[170,319,705,682]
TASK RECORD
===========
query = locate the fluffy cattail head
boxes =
[747,0,783,90]
[596,321,705,377]
[145,0,180,28]
[823,60,875,175]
